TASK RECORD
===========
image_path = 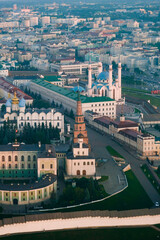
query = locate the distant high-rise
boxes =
[13,4,17,10]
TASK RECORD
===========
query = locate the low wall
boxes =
[0,208,160,237]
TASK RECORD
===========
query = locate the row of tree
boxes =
[0,122,60,145]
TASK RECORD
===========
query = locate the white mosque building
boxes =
[86,62,123,104]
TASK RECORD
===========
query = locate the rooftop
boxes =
[32,79,114,103]
[0,173,56,191]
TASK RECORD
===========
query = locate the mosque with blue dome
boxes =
[4,92,64,139]
[87,62,122,103]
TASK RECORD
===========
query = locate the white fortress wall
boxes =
[0,214,160,237]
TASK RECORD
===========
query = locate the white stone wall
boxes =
[0,214,160,237]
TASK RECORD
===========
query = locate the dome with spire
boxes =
[72,86,85,92]
[12,92,19,105]
[97,71,109,81]
[19,98,26,107]
[5,98,12,107]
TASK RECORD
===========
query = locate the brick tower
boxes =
[73,93,89,144]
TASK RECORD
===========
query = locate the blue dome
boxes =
[5,99,12,107]
[72,86,85,92]
[97,71,109,81]
[19,98,26,107]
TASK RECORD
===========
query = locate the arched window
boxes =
[33,155,36,161]
[33,163,36,169]
[28,155,31,161]
[8,156,11,161]
[2,156,5,162]
[15,156,18,161]
[77,170,80,176]
[9,164,11,169]
[21,155,24,161]
[82,170,86,175]
[21,164,24,169]
[83,162,86,165]
[15,164,18,169]
[2,164,5,169]
[87,162,90,165]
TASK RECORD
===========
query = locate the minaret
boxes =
[98,62,103,74]
[118,62,122,99]
[88,64,92,97]
[73,93,89,145]
[108,64,113,98]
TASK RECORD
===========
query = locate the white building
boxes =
[41,16,50,26]
[50,62,101,76]
[30,78,117,118]
[4,92,64,140]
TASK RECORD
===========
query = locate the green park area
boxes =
[106,146,124,159]
[122,87,160,108]
[55,170,152,212]
[3,226,160,240]
[141,164,160,194]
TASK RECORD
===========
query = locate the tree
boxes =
[1,104,6,113]
[70,109,74,119]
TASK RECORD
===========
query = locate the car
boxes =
[155,202,159,207]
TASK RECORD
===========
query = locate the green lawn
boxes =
[54,170,152,212]
[122,87,150,94]
[106,146,124,159]
[3,227,159,240]
[122,91,160,108]
[141,164,160,194]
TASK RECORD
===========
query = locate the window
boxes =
[2,164,5,169]
[21,155,24,161]
[2,156,5,162]
[57,117,59,120]
[33,163,36,168]
[57,122,59,127]
[15,164,18,169]
[9,164,11,169]
[74,163,76,166]
[21,122,23,127]
[91,162,93,165]
[27,117,29,120]
[15,156,18,161]
[42,117,44,120]
[8,156,11,161]
[28,164,30,169]
[21,117,23,120]
[21,164,24,169]
[50,164,53,169]
[28,155,31,161]
[87,162,89,165]
[78,162,80,166]
[42,164,44,169]
[83,162,86,165]
[34,122,37,127]
[33,155,36,161]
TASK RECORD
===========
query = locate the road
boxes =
[66,116,160,204]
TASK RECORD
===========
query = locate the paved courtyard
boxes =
[96,159,127,195]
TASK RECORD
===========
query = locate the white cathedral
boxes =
[3,92,64,140]
[86,62,122,103]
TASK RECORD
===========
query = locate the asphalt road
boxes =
[66,116,160,204]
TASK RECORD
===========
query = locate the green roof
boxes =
[44,76,62,82]
[32,79,114,103]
